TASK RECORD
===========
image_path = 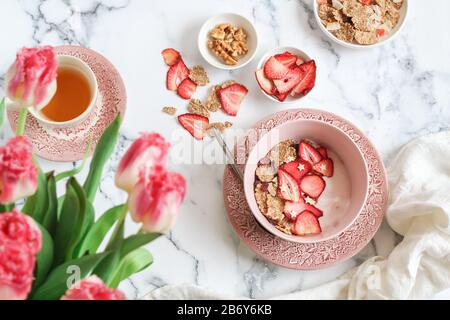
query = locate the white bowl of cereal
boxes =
[198,13,258,70]
[313,0,408,48]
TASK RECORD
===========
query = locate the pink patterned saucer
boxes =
[8,46,127,162]
[223,109,388,270]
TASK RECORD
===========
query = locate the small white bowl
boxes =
[313,0,408,49]
[198,13,258,70]
[256,46,313,104]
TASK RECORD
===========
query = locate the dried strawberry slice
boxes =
[264,56,290,80]
[313,158,334,177]
[177,78,197,100]
[161,48,181,66]
[291,60,316,97]
[291,211,322,236]
[299,141,323,165]
[255,69,276,95]
[274,52,298,69]
[217,83,248,116]
[178,113,209,140]
[277,169,301,202]
[284,198,323,221]
[280,159,312,182]
[316,146,328,159]
[166,59,189,91]
[299,175,326,199]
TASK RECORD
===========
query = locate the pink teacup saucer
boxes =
[223,108,388,270]
[8,45,127,162]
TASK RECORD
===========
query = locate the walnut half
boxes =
[207,23,249,65]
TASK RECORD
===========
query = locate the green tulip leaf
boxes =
[71,203,95,261]
[41,172,57,236]
[108,248,153,289]
[76,204,126,257]
[53,178,86,265]
[57,195,65,218]
[66,178,89,261]
[32,222,54,291]
[22,169,47,222]
[120,232,161,258]
[94,231,160,285]
[31,252,108,300]
[0,97,5,127]
[93,223,124,283]
[79,201,95,244]
[83,115,122,202]
[53,181,78,265]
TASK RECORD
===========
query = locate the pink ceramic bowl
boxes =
[243,116,369,244]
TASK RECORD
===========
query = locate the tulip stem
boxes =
[16,108,28,136]
[107,203,129,249]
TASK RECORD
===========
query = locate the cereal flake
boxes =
[207,121,233,134]
[354,30,378,45]
[188,99,210,118]
[162,106,177,115]
[205,85,222,112]
[256,164,276,182]
[255,183,268,215]
[332,22,356,42]
[189,66,210,86]
[269,139,297,167]
[276,218,293,235]
[266,194,285,222]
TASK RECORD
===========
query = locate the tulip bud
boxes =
[0,136,38,204]
[0,211,41,300]
[61,276,126,300]
[128,165,186,234]
[6,46,57,110]
[115,133,170,192]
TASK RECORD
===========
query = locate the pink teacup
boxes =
[243,117,369,244]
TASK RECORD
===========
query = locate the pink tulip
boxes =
[0,136,38,204]
[115,133,170,192]
[128,165,186,233]
[0,211,41,300]
[0,210,42,254]
[61,276,126,300]
[6,46,57,110]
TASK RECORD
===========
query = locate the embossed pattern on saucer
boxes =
[8,45,127,162]
[223,109,388,270]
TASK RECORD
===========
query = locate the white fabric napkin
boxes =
[144,132,450,300]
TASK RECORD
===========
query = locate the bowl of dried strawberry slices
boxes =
[243,115,369,243]
[255,47,317,103]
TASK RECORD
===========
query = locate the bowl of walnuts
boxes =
[198,13,258,70]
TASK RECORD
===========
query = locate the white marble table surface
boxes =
[1,0,449,299]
